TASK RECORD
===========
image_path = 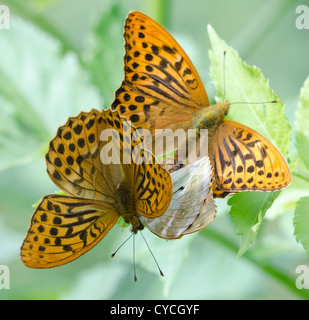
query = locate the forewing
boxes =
[111,11,209,133]
[46,109,122,201]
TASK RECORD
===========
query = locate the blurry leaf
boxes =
[0,17,101,171]
[294,196,309,256]
[82,3,124,106]
[59,262,128,300]
[0,218,23,263]
[295,75,309,170]
[7,0,80,54]
[0,97,45,171]
[228,191,280,258]
[136,230,195,296]
[208,25,291,256]
[208,24,291,155]
[8,0,124,106]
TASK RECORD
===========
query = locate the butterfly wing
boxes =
[212,181,234,199]
[133,147,173,218]
[21,195,119,268]
[111,11,209,133]
[102,108,173,219]
[212,120,291,192]
[46,109,122,202]
[140,156,216,239]
[112,81,196,133]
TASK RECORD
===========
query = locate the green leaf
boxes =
[136,230,196,296]
[82,3,124,106]
[0,17,101,172]
[294,196,309,256]
[228,191,280,258]
[208,25,291,257]
[295,76,309,170]
[208,25,291,155]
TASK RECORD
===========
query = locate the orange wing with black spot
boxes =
[212,120,291,192]
[111,11,209,133]
[21,108,172,268]
[21,195,119,268]
[46,109,122,202]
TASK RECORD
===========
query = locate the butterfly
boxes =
[111,11,291,198]
[140,156,216,240]
[20,108,173,268]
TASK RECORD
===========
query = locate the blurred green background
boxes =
[0,0,309,300]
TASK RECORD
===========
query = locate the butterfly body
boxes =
[195,101,229,131]
[194,101,230,157]
[115,182,144,233]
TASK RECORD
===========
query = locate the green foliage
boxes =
[0,18,101,172]
[208,25,292,257]
[208,25,291,154]
[294,197,309,255]
[228,192,280,258]
[295,76,309,170]
[293,76,309,256]
[0,0,308,300]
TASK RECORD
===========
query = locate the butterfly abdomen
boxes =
[115,183,135,215]
[114,182,144,233]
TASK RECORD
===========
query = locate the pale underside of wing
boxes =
[140,156,216,239]
[212,120,291,192]
[21,195,119,268]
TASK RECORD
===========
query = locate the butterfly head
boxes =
[218,100,230,116]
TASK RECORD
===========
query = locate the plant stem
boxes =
[242,0,294,59]
[200,227,309,300]
[8,0,80,55]
[293,169,309,184]
[147,0,171,28]
[0,68,50,138]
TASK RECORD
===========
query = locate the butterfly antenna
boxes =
[133,233,137,282]
[111,233,133,258]
[223,50,226,102]
[230,100,278,105]
[222,50,278,107]
[140,230,164,277]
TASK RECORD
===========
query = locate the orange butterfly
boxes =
[111,11,291,198]
[21,108,172,268]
